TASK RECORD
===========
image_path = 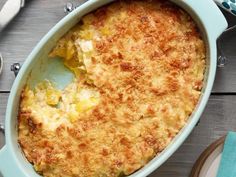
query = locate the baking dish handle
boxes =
[0,146,24,177]
[0,146,14,177]
[182,0,228,39]
[214,0,236,16]
[0,146,12,177]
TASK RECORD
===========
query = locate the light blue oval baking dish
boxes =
[0,0,228,177]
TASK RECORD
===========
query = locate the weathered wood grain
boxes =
[0,93,7,149]
[0,2,236,92]
[0,93,236,177]
[0,93,7,177]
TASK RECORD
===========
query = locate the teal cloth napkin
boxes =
[217,132,236,177]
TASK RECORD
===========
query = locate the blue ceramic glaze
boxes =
[0,0,228,177]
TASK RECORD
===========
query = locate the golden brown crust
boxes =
[18,1,206,177]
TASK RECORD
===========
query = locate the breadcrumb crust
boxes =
[18,1,206,177]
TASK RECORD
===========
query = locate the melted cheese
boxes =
[77,40,93,52]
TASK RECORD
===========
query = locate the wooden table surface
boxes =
[1,1,236,177]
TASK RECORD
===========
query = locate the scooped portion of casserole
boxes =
[18,1,206,177]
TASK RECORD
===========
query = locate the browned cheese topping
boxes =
[18,1,206,177]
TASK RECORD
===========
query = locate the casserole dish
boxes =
[0,0,227,177]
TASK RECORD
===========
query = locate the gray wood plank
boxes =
[0,93,236,176]
[0,92,7,177]
[0,93,7,149]
[0,1,236,92]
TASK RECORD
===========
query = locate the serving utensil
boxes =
[0,0,25,76]
[0,0,25,32]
